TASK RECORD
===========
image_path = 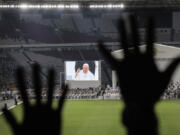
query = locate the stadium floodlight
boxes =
[0,3,123,9]
[89,4,125,9]
[10,5,15,8]
[19,4,28,9]
[98,5,104,8]
[70,4,79,9]
[120,4,125,8]
[89,5,95,8]
[107,4,113,8]
[36,5,41,8]
[57,4,65,8]
[0,5,9,8]
[42,4,51,8]
[65,5,70,8]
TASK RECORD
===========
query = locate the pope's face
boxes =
[83,65,89,74]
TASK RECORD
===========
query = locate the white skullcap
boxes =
[83,63,89,67]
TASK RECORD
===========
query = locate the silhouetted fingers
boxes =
[129,15,140,54]
[47,69,55,108]
[2,108,18,132]
[146,17,155,57]
[16,67,29,110]
[98,41,118,69]
[163,57,180,85]
[57,84,68,112]
[32,64,42,106]
[118,19,129,58]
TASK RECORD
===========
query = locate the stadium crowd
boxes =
[0,52,17,87]
[0,87,102,101]
[162,81,180,99]
[2,80,180,103]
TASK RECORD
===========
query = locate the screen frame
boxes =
[64,60,101,82]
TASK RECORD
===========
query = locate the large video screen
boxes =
[65,61,99,81]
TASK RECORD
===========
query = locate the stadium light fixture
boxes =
[89,3,125,9]
[107,4,113,8]
[120,4,125,8]
[19,4,28,9]
[0,3,124,9]
[70,4,79,9]
[57,4,65,8]
[0,4,80,9]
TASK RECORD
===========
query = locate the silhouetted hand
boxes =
[2,64,68,135]
[98,15,180,135]
[99,15,180,104]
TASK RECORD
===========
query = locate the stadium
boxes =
[0,0,180,135]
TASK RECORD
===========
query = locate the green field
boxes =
[0,100,180,135]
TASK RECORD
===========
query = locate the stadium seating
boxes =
[0,11,177,44]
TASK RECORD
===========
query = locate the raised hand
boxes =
[98,15,180,135]
[2,64,68,135]
[75,68,81,79]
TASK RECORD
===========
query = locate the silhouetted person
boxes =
[14,97,17,106]
[2,64,68,135]
[4,103,7,110]
[98,15,180,135]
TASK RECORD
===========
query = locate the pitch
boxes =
[0,100,180,135]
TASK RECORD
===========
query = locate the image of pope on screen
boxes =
[65,61,99,81]
[75,63,94,80]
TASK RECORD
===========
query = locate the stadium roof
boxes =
[111,44,180,81]
[111,43,180,60]
[0,0,180,8]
